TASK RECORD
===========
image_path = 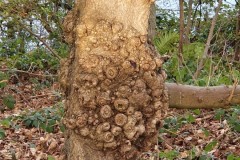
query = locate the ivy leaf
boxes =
[214,109,225,120]
[193,109,201,115]
[0,80,7,89]
[186,114,195,123]
[0,71,8,89]
[227,154,235,160]
[204,140,217,152]
[48,155,55,160]
[3,95,16,110]
[0,118,11,128]
[227,154,240,160]
[0,128,5,139]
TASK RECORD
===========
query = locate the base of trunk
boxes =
[65,131,115,160]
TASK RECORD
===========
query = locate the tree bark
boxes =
[148,3,157,42]
[185,0,193,44]
[166,83,240,109]
[235,1,240,61]
[60,0,168,160]
[178,0,184,65]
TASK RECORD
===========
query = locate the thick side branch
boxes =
[166,83,240,109]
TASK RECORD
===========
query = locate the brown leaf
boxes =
[48,139,58,152]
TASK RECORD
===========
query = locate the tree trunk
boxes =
[178,0,184,65]
[185,0,193,44]
[235,1,240,61]
[60,0,168,160]
[166,83,240,109]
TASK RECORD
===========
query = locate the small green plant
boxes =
[159,150,179,160]
[214,106,240,132]
[193,109,201,115]
[214,109,226,120]
[198,154,214,160]
[161,116,181,134]
[154,31,179,55]
[2,94,16,110]
[0,118,12,128]
[204,140,218,152]
[47,155,56,160]
[160,112,196,136]
[22,105,64,133]
[226,106,240,132]
[185,113,196,123]
[0,128,5,139]
[10,49,60,73]
[227,154,240,160]
[0,71,8,89]
[155,31,240,86]
[188,147,198,159]
[30,78,52,90]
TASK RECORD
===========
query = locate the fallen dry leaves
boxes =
[0,73,239,160]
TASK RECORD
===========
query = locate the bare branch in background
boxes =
[18,21,61,60]
[194,0,223,79]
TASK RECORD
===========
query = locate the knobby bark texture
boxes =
[60,0,168,159]
[166,83,240,109]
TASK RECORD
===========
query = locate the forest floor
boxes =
[0,71,239,160]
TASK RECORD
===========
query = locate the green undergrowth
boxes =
[154,31,240,86]
[214,106,240,132]
[1,49,61,73]
[0,102,65,139]
[159,106,240,159]
[161,106,240,134]
[158,149,240,160]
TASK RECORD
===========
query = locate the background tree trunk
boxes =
[178,0,184,65]
[185,0,193,44]
[235,0,240,61]
[148,3,157,42]
[60,0,168,159]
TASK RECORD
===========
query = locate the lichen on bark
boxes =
[60,0,168,159]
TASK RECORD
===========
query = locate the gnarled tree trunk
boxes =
[60,0,168,159]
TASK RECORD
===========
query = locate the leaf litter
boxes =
[0,72,239,160]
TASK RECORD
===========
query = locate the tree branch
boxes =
[18,22,61,60]
[166,82,240,109]
[194,0,223,79]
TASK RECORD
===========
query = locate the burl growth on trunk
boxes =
[60,0,168,159]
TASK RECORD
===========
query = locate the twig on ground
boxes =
[0,69,58,77]
[18,93,61,103]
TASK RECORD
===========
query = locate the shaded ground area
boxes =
[0,72,239,160]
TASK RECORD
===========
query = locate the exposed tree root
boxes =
[166,82,240,109]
